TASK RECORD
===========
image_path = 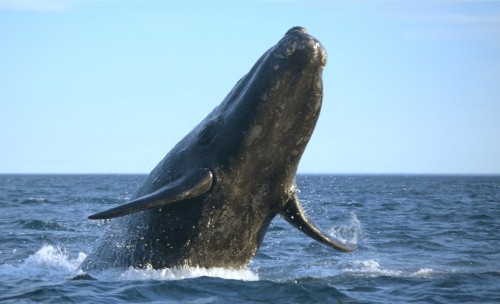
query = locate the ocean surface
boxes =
[0,174,499,303]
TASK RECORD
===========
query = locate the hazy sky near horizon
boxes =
[1,1,499,174]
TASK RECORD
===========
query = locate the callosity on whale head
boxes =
[82,26,355,271]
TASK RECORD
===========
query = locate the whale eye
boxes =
[198,123,218,146]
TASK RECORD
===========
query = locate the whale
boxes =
[82,26,355,271]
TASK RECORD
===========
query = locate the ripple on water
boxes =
[15,219,70,231]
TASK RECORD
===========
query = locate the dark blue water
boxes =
[1,174,499,303]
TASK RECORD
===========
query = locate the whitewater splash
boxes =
[0,245,86,280]
[326,212,361,247]
[1,244,434,283]
[117,265,258,281]
[0,245,258,282]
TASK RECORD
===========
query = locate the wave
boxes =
[15,219,69,231]
[20,197,49,204]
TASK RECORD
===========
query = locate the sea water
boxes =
[0,174,499,303]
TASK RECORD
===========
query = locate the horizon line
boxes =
[1,172,499,176]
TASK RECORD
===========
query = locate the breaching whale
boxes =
[82,26,355,271]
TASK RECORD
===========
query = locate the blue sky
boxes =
[1,1,499,174]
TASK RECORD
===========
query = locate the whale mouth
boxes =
[275,26,327,67]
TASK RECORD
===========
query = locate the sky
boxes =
[1,0,499,174]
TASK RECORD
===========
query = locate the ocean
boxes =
[0,174,499,303]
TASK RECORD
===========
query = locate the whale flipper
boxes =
[280,193,356,253]
[88,168,213,220]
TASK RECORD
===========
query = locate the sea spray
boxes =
[0,245,86,280]
[326,212,361,247]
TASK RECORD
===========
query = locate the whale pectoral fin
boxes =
[280,193,356,253]
[88,168,213,220]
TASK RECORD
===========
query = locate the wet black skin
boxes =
[82,27,355,271]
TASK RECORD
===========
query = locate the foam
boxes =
[342,259,439,278]
[115,265,259,281]
[412,267,436,277]
[343,259,403,277]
